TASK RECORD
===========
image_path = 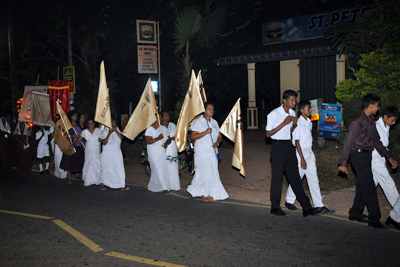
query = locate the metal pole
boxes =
[157,21,161,112]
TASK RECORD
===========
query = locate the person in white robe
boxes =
[160,111,180,191]
[70,119,102,187]
[187,102,229,202]
[51,138,67,179]
[145,119,170,194]
[101,118,129,191]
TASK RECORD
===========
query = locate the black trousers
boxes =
[349,150,381,223]
[270,141,311,210]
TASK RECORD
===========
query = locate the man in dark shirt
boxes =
[339,94,398,229]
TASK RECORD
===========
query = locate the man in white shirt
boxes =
[284,101,334,214]
[266,90,324,217]
[371,106,399,207]
[36,126,54,175]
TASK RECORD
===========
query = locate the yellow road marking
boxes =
[105,252,187,267]
[0,209,54,219]
[169,192,191,199]
[52,219,103,252]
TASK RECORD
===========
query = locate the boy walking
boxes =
[284,101,333,214]
[372,106,399,207]
[36,126,54,175]
[338,94,398,229]
[266,90,324,217]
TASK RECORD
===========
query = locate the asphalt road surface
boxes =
[1,171,399,267]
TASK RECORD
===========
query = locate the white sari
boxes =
[81,128,102,186]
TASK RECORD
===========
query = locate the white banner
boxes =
[19,86,48,122]
[138,45,158,74]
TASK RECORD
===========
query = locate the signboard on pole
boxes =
[262,6,369,45]
[318,103,342,140]
[310,99,319,121]
[63,66,75,93]
[19,86,48,122]
[137,20,157,44]
[138,45,158,74]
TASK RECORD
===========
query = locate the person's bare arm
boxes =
[113,127,124,140]
[145,134,164,145]
[295,140,306,169]
[70,136,84,149]
[191,128,211,141]
[102,129,113,145]
[212,132,223,148]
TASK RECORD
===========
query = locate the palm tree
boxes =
[173,5,227,97]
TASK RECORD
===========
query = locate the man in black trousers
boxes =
[266,90,324,217]
[338,94,398,229]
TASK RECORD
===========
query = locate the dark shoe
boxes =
[368,221,389,229]
[303,208,313,217]
[270,208,288,216]
[312,207,328,216]
[385,217,400,231]
[45,169,50,175]
[349,214,369,223]
[40,171,44,175]
[285,202,298,210]
[322,206,335,214]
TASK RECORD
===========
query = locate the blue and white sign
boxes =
[318,103,342,140]
[262,6,369,45]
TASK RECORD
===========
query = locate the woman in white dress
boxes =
[51,137,67,179]
[187,102,229,202]
[101,118,129,191]
[70,119,102,188]
[145,119,170,195]
[160,111,180,191]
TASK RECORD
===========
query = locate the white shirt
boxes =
[266,105,295,140]
[192,115,219,155]
[292,116,313,149]
[372,117,389,158]
[36,126,54,146]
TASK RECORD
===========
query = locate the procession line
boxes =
[52,219,104,252]
[105,252,187,267]
[0,209,54,219]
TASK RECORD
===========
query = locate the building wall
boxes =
[280,59,300,102]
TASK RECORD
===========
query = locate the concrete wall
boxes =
[280,59,300,102]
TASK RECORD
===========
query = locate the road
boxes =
[1,171,399,267]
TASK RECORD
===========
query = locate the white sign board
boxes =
[19,86,48,122]
[138,45,158,74]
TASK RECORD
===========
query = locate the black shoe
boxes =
[303,208,313,217]
[368,221,389,229]
[270,208,288,216]
[385,217,400,231]
[45,169,50,175]
[40,171,44,175]
[349,214,369,223]
[312,207,328,216]
[322,206,335,214]
[285,202,298,210]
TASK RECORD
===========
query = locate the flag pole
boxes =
[156,113,164,146]
[57,100,75,153]
[204,114,219,161]
[96,124,105,159]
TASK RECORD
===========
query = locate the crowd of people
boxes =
[1,94,400,231]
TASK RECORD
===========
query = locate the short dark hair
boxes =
[383,106,400,119]
[362,94,380,109]
[67,111,78,121]
[298,100,311,113]
[204,102,214,110]
[283,90,298,100]
[160,110,169,117]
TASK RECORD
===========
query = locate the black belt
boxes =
[272,139,291,143]
[353,149,372,153]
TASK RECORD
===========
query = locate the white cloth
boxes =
[100,127,125,189]
[390,196,400,223]
[36,126,54,158]
[51,138,67,179]
[145,125,170,192]
[371,118,399,207]
[187,116,228,200]
[286,116,324,207]
[266,105,295,140]
[81,128,102,186]
[0,118,11,134]
[166,122,180,191]
[14,122,29,136]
